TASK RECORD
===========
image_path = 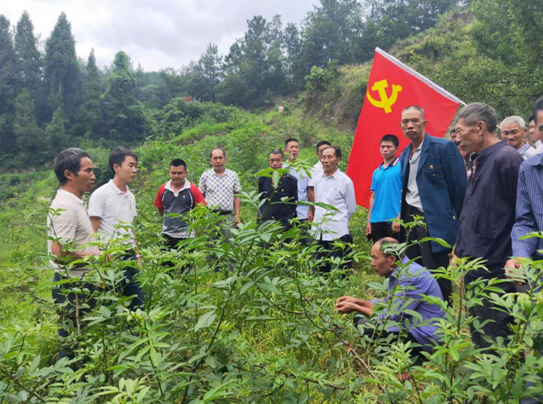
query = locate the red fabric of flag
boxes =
[346,48,463,208]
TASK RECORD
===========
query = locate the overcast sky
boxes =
[1,0,318,71]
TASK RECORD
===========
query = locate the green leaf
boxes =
[195,310,217,331]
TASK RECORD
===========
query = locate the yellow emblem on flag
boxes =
[366,79,402,114]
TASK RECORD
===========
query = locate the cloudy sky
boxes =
[1,0,318,71]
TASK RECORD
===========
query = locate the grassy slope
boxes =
[0,107,378,389]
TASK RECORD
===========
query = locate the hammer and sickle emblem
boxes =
[366,79,402,114]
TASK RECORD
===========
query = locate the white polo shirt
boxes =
[88,180,137,244]
[48,190,99,277]
[308,160,324,187]
[311,169,356,240]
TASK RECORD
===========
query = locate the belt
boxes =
[213,210,232,216]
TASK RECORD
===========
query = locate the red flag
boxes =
[346,48,463,208]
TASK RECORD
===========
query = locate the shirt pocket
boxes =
[422,164,445,189]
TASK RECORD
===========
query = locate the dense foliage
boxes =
[0,0,463,168]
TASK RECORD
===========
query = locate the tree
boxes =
[195,43,223,102]
[102,51,150,142]
[14,11,44,122]
[44,12,82,120]
[46,106,68,155]
[14,89,46,164]
[300,0,365,70]
[0,15,18,156]
[81,49,102,139]
[283,23,304,92]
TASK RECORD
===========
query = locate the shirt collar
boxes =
[518,142,531,155]
[57,189,84,205]
[324,168,342,178]
[165,180,191,191]
[109,179,129,196]
[380,157,399,169]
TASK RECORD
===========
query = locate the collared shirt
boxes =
[456,141,523,281]
[198,168,241,212]
[154,180,206,239]
[312,169,356,240]
[518,142,539,160]
[375,256,444,349]
[287,164,310,219]
[308,161,324,187]
[512,153,543,258]
[48,190,100,277]
[88,180,137,244]
[370,158,402,223]
[258,173,298,227]
[405,139,424,211]
[536,140,543,154]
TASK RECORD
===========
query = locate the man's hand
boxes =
[234,215,241,228]
[335,296,373,315]
[307,209,314,222]
[505,258,524,286]
[391,222,400,233]
[365,222,372,237]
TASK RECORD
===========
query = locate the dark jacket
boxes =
[399,134,467,253]
[455,140,523,282]
[258,173,298,228]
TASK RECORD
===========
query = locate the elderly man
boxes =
[199,148,242,227]
[398,106,467,304]
[336,238,444,364]
[454,103,524,349]
[311,146,356,273]
[501,116,538,160]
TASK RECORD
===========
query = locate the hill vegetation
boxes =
[1,0,543,402]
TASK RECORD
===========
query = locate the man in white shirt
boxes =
[501,116,539,160]
[310,146,356,273]
[308,140,331,221]
[88,147,142,310]
[284,138,310,221]
[48,148,101,359]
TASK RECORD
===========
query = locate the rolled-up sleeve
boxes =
[512,165,539,258]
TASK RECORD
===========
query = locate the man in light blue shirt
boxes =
[336,237,444,363]
[366,134,402,243]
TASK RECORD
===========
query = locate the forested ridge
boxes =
[4,0,539,170]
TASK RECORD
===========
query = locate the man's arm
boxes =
[335,296,374,317]
[366,192,375,236]
[307,187,315,222]
[50,211,98,260]
[154,184,166,216]
[90,217,101,232]
[234,196,241,225]
[198,174,207,198]
[345,180,356,219]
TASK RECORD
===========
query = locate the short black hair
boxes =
[380,134,399,148]
[533,98,543,126]
[109,147,138,173]
[322,146,342,158]
[170,159,187,170]
[529,114,535,123]
[284,138,299,148]
[53,148,91,185]
[268,148,284,158]
[316,140,332,152]
[210,148,226,158]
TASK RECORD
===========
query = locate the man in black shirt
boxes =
[454,102,523,349]
[258,149,298,230]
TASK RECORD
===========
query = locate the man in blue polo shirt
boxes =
[366,134,402,243]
